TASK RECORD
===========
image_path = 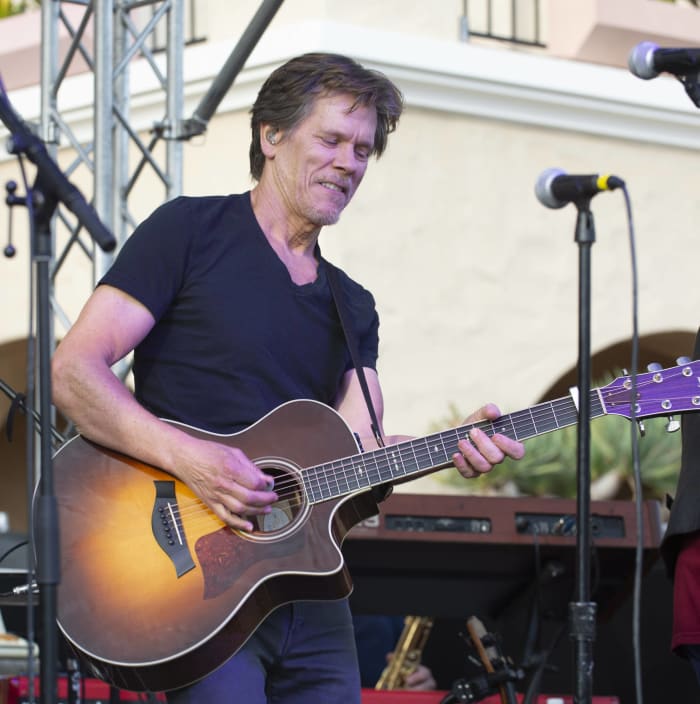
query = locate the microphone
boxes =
[628,41,700,80]
[0,79,116,252]
[535,168,625,209]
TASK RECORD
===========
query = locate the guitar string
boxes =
[171,380,656,517]
[172,399,685,526]
[169,372,691,522]
[171,395,582,522]
[169,374,692,525]
[169,396,688,530]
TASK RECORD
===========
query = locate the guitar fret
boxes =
[426,435,449,466]
[384,446,404,481]
[351,457,370,491]
[327,461,341,497]
[325,468,336,498]
[336,458,351,494]
[492,415,517,440]
[360,456,374,488]
[374,450,390,480]
[445,428,462,459]
[369,448,388,484]
[527,407,538,437]
[333,459,352,494]
[362,451,378,485]
[410,438,426,470]
[315,468,325,498]
[553,397,578,427]
[532,403,558,435]
[361,453,378,488]
[339,458,355,493]
[403,442,421,475]
[512,409,536,439]
[385,447,398,480]
[313,464,331,501]
[306,467,322,502]
[393,445,410,477]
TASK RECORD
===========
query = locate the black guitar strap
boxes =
[325,262,385,450]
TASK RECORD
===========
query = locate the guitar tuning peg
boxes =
[647,362,663,372]
[637,420,646,437]
[666,416,681,433]
[677,356,692,365]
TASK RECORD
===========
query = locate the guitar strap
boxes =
[325,262,385,450]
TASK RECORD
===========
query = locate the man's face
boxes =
[267,93,378,229]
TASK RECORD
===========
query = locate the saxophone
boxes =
[375,615,434,690]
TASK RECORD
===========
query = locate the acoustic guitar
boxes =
[50,360,700,692]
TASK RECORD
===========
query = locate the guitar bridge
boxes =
[152,480,196,577]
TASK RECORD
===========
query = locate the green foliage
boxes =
[431,376,682,502]
[0,1,38,20]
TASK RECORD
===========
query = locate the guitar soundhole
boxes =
[248,460,307,539]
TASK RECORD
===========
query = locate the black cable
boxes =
[619,184,644,704]
[522,622,567,704]
[0,377,66,447]
[0,538,28,569]
[521,532,545,704]
[521,531,542,667]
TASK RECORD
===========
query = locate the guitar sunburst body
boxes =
[55,400,378,692]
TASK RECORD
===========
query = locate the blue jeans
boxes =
[167,599,361,704]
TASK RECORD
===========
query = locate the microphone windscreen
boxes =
[534,167,566,209]
[628,41,660,79]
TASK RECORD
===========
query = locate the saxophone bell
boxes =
[374,615,434,690]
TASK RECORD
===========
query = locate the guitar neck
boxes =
[303,388,605,504]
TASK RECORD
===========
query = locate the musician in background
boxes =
[353,613,437,690]
[51,52,524,703]
[661,327,700,687]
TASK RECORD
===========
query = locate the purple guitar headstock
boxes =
[600,360,700,420]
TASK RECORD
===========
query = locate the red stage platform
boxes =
[0,676,165,704]
[0,677,620,704]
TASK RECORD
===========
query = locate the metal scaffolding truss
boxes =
[42,0,285,349]
[41,0,185,344]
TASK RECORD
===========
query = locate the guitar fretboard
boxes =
[302,389,606,503]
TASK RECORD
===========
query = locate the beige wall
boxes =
[201,0,467,46]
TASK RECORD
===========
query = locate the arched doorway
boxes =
[0,338,33,534]
[539,329,698,401]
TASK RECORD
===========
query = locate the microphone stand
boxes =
[28,175,61,704]
[570,200,597,704]
[0,85,116,704]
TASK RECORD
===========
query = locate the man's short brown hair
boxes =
[249,53,404,180]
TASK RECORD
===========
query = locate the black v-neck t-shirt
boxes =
[100,193,379,433]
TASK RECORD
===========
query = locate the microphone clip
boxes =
[678,70,700,109]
